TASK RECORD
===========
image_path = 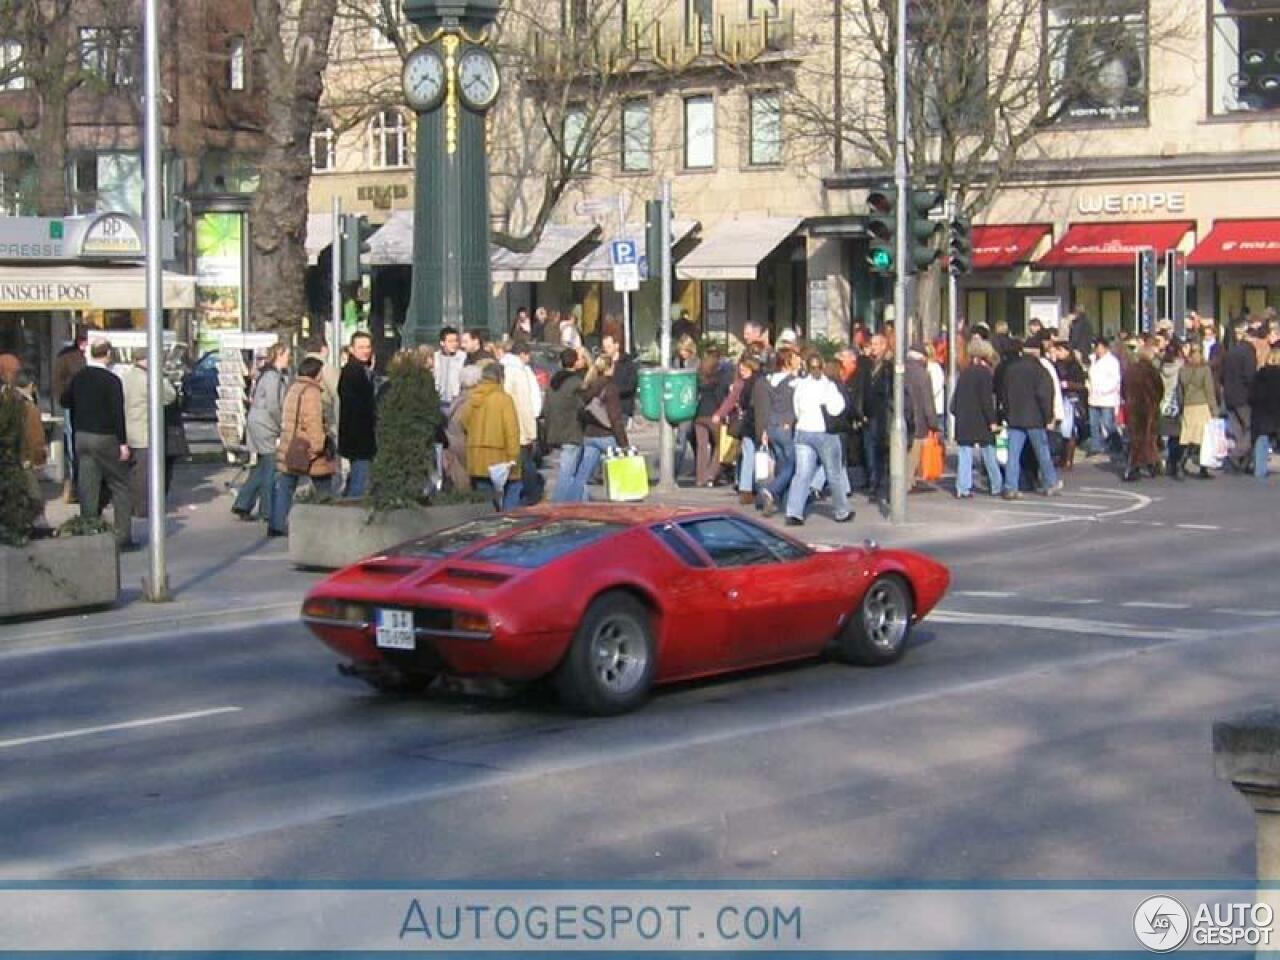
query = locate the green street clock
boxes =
[401,0,502,346]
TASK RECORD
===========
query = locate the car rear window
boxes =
[469,520,621,569]
[392,516,531,558]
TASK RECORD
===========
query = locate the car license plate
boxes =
[375,609,415,650]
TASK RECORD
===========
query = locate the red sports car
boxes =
[301,505,950,715]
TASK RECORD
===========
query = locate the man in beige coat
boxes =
[119,347,176,519]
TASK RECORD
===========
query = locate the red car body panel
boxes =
[301,505,950,685]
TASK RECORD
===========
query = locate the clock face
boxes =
[457,47,500,111]
[402,46,445,113]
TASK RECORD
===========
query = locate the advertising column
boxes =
[194,212,245,353]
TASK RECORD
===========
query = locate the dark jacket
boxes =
[765,372,797,430]
[1222,341,1257,409]
[52,345,86,410]
[62,365,126,443]
[1068,314,1094,358]
[611,354,639,419]
[854,358,892,434]
[951,361,998,447]
[1055,355,1087,403]
[748,373,771,444]
[543,370,585,448]
[1000,353,1054,429]
[582,378,629,447]
[695,367,727,418]
[1249,366,1280,440]
[338,358,377,460]
[903,356,938,439]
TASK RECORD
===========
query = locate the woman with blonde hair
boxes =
[1248,344,1280,479]
[1177,343,1219,479]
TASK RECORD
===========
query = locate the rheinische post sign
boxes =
[0,213,146,261]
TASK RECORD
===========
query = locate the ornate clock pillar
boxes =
[402,0,501,347]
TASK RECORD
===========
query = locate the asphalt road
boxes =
[2,469,1278,882]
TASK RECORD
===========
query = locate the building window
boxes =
[563,104,590,174]
[621,99,651,172]
[1212,0,1280,114]
[0,40,24,91]
[749,0,780,18]
[1047,0,1148,124]
[748,91,782,165]
[911,0,988,132]
[79,26,138,88]
[311,123,336,172]
[228,36,246,91]
[686,0,714,46]
[683,94,715,169]
[369,109,408,169]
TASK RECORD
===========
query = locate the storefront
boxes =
[1186,218,1280,321]
[958,224,1054,333]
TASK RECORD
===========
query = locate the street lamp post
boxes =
[142,0,168,601]
[889,0,910,524]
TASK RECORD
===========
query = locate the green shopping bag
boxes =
[994,427,1009,466]
[603,453,649,502]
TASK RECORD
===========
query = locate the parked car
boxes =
[180,351,220,419]
[301,505,951,715]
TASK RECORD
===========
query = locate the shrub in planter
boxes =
[368,351,444,512]
[0,389,40,546]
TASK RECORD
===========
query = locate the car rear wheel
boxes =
[835,574,913,666]
[554,592,656,715]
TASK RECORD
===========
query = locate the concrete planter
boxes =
[0,533,120,619]
[288,501,493,570]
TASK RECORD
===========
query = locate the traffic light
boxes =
[908,188,944,273]
[645,199,664,282]
[866,183,896,276]
[948,212,972,277]
[340,214,372,285]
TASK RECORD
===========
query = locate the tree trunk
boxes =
[31,95,68,216]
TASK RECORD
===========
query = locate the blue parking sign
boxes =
[610,239,637,266]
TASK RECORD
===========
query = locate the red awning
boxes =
[1034,221,1195,269]
[971,224,1052,270]
[1187,219,1280,267]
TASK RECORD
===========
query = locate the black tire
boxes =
[554,592,656,715]
[835,574,913,666]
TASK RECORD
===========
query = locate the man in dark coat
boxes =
[545,349,586,502]
[853,332,892,498]
[1221,322,1259,471]
[338,331,377,497]
[62,339,133,548]
[951,339,1001,497]
[1067,307,1094,360]
[601,332,638,421]
[903,345,939,491]
[52,328,88,502]
[998,339,1061,498]
[1120,347,1165,482]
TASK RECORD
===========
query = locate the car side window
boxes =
[649,523,709,568]
[679,518,775,569]
[735,517,810,563]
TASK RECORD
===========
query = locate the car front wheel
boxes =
[554,592,656,715]
[835,574,913,666]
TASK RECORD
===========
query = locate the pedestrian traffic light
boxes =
[908,188,944,274]
[866,184,896,276]
[645,199,664,282]
[948,212,972,277]
[340,214,372,285]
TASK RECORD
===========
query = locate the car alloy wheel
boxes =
[862,578,908,652]
[591,614,649,696]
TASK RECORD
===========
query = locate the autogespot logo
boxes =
[1134,896,1190,952]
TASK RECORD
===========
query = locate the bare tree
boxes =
[247,0,339,333]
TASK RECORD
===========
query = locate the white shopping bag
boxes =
[1199,419,1227,469]
[754,449,774,482]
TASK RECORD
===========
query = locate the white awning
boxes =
[491,223,600,283]
[0,263,196,312]
[571,220,700,283]
[675,216,804,281]
[306,213,334,266]
[366,210,413,266]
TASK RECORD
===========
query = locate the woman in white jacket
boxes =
[784,352,854,526]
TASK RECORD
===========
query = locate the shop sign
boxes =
[0,281,92,310]
[1076,191,1187,217]
[356,184,409,210]
[0,218,68,259]
[79,213,144,257]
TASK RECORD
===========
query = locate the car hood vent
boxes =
[357,561,423,579]
[436,567,511,588]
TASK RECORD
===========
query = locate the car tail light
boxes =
[452,611,490,634]
[301,598,369,626]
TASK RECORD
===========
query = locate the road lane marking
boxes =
[954,591,1016,599]
[995,500,1101,511]
[1122,601,1190,610]
[0,707,243,751]
[1213,609,1280,618]
[927,610,1202,642]
[1177,524,1221,531]
[1056,598,1103,606]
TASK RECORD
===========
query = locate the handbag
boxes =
[921,433,944,482]
[582,395,612,430]
[718,425,741,465]
[603,452,649,502]
[1160,383,1182,420]
[282,391,314,475]
[754,448,774,481]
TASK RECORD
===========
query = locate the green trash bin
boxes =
[663,369,698,424]
[637,368,664,422]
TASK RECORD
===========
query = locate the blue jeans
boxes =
[270,472,332,533]
[764,426,796,501]
[571,436,618,502]
[956,444,1002,496]
[786,431,852,521]
[344,458,371,498]
[1088,407,1117,455]
[862,421,886,493]
[551,444,583,502]
[473,477,524,511]
[737,436,757,494]
[1005,428,1058,493]
[233,454,276,519]
[1255,435,1272,479]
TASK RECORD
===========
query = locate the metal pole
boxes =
[889,0,909,524]
[656,179,675,492]
[623,289,632,355]
[142,0,168,602]
[331,197,342,367]
[946,199,958,444]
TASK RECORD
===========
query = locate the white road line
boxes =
[996,500,1102,511]
[1056,598,1103,606]
[0,707,243,751]
[1212,609,1280,619]
[1122,601,1190,610]
[1177,524,1221,531]
[927,610,1202,642]
[954,591,1016,599]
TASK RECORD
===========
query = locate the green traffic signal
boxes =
[869,247,894,272]
[866,184,896,276]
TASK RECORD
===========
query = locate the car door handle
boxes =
[726,589,739,600]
